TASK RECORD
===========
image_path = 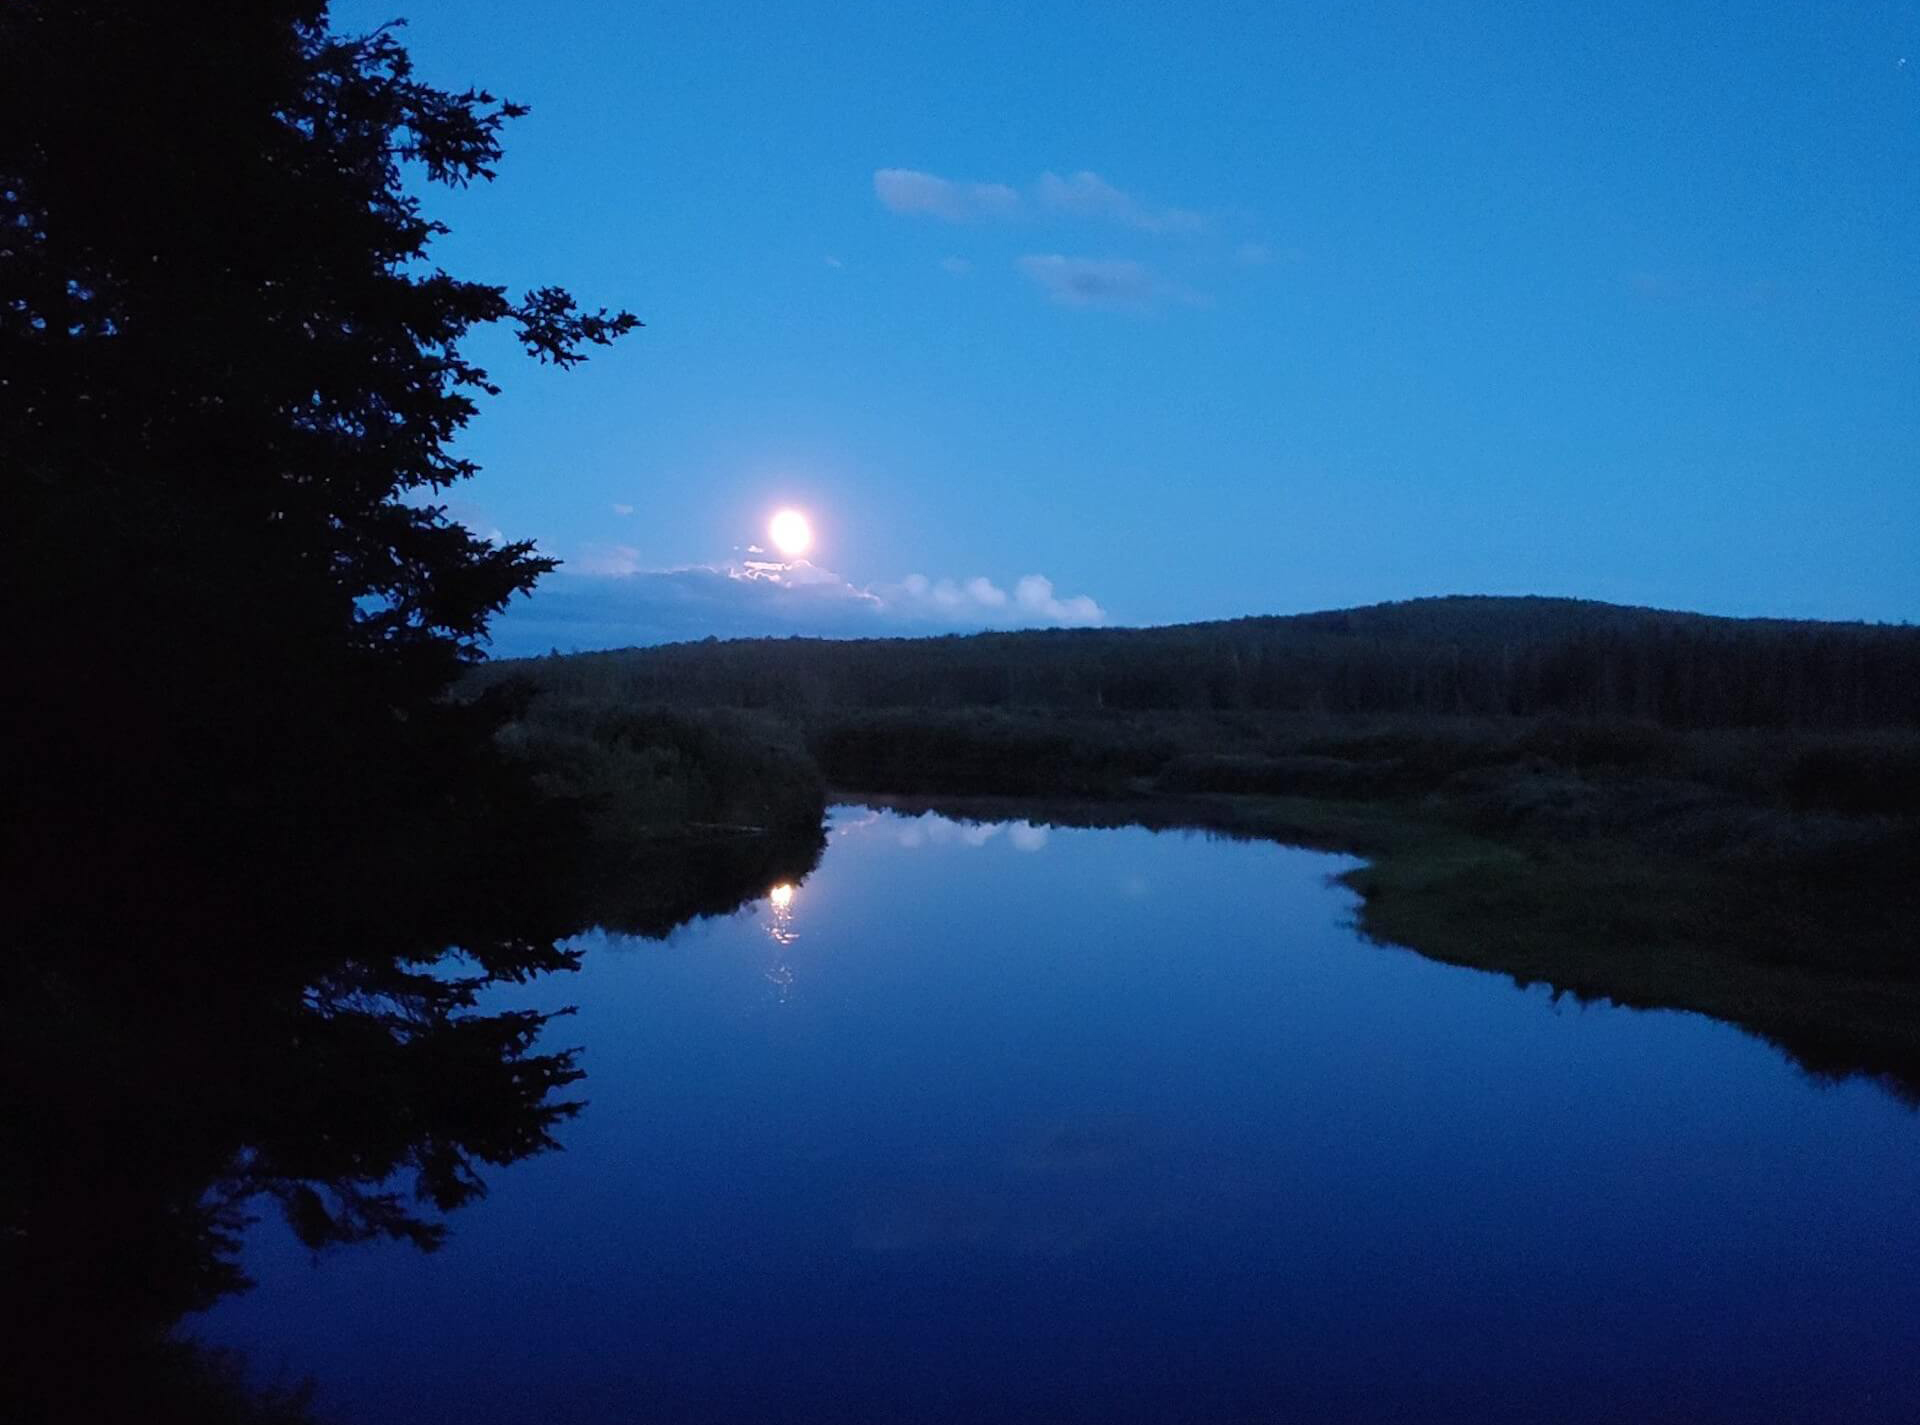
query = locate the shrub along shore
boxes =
[471,597,1920,1096]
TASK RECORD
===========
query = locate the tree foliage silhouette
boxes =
[2,1,637,900]
[0,7,644,1412]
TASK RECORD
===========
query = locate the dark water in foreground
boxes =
[196,806,1920,1423]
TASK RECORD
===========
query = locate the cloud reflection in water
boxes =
[836,810,1054,853]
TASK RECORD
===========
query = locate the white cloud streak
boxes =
[874,168,1022,222]
[489,558,1106,657]
[875,167,1207,235]
[1034,170,1205,234]
[882,571,1099,624]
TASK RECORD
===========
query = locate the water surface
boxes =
[197,806,1920,1422]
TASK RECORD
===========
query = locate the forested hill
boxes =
[476,595,1920,731]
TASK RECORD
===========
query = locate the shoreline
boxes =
[836,787,1920,1102]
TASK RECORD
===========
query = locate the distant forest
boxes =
[479,596,1920,731]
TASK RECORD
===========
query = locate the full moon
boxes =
[769,508,812,558]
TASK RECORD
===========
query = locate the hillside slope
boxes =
[476,595,1920,731]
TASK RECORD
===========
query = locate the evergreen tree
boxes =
[1,10,640,1405]
[2,1,637,925]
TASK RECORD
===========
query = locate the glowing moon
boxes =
[769,508,812,558]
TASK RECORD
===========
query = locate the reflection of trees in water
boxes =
[2,880,576,1416]
[0,812,821,1422]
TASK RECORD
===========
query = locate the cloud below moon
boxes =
[487,555,1106,657]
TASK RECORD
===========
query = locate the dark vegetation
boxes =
[476,596,1920,1095]
[0,4,742,1419]
[485,594,1920,729]
[499,704,824,937]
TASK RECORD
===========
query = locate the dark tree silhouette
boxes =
[0,7,644,1416]
[1,1,637,920]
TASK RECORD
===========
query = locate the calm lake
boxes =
[195,805,1920,1423]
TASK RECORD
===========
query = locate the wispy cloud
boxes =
[939,256,974,276]
[1015,254,1163,310]
[874,168,1022,222]
[1034,170,1206,234]
[489,557,1105,656]
[875,167,1208,235]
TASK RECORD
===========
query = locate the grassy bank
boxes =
[849,777,1919,1097]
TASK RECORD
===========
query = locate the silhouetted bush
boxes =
[809,711,1174,796]
[1158,753,1392,799]
[1783,736,1920,816]
[502,705,825,838]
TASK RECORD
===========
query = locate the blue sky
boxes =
[335,0,1919,652]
